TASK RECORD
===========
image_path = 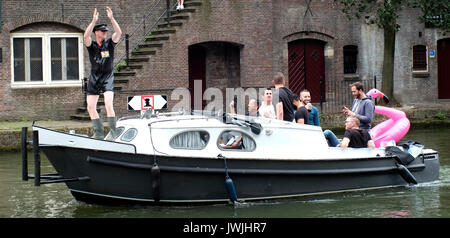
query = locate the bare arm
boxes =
[276,102,283,120]
[339,137,350,148]
[84,8,99,47]
[106,7,122,43]
[367,140,375,149]
[222,136,243,149]
[229,101,236,114]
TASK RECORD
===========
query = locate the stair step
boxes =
[185,1,202,7]
[170,8,196,15]
[138,42,164,48]
[145,35,170,42]
[114,71,135,77]
[131,49,156,56]
[76,107,101,113]
[151,28,176,35]
[114,76,130,84]
[118,64,143,71]
[157,21,183,28]
[164,15,189,21]
[128,56,149,63]
[70,114,91,121]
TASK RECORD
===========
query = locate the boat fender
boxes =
[386,146,415,165]
[151,164,161,202]
[396,163,418,185]
[218,154,238,203]
[225,176,238,203]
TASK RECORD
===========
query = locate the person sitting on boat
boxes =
[324,116,375,149]
[258,88,276,119]
[220,131,244,149]
[246,99,260,117]
[229,98,260,117]
[293,94,309,124]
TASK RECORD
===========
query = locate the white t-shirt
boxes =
[258,102,276,119]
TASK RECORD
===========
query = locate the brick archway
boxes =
[7,14,84,33]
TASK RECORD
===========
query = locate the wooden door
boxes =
[188,45,206,109]
[288,39,326,102]
[438,38,450,99]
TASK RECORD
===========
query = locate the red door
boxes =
[438,38,450,99]
[188,45,206,110]
[288,39,326,102]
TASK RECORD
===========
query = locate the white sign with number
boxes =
[127,95,167,111]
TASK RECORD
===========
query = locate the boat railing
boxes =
[20,127,90,186]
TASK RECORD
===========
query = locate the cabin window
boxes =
[121,128,138,142]
[412,45,428,71]
[343,45,358,74]
[218,130,256,151]
[169,130,210,150]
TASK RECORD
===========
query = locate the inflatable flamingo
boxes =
[366,89,410,148]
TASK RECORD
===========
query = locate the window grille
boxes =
[413,45,427,71]
[343,45,358,74]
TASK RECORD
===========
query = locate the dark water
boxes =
[1,128,449,218]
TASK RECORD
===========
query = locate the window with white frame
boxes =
[11,33,83,88]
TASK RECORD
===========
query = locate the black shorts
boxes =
[86,74,114,95]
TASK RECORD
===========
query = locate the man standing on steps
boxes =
[84,7,122,139]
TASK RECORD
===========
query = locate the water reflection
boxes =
[0,127,449,218]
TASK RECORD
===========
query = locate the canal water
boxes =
[0,128,449,218]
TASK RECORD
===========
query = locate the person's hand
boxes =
[92,8,99,22]
[342,106,351,115]
[106,6,114,20]
[305,103,312,111]
[343,107,355,116]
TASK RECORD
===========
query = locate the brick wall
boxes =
[0,0,447,121]
[0,0,164,121]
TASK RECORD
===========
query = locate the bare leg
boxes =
[87,94,104,139]
[103,91,115,117]
[87,95,100,119]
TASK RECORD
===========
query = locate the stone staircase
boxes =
[71,0,202,120]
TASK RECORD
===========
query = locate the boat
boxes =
[22,110,439,204]
[366,89,411,148]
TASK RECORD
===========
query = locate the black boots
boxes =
[91,118,105,139]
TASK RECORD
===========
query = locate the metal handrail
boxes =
[114,0,177,69]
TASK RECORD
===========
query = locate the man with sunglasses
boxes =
[84,7,122,139]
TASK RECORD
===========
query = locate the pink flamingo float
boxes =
[366,89,410,148]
